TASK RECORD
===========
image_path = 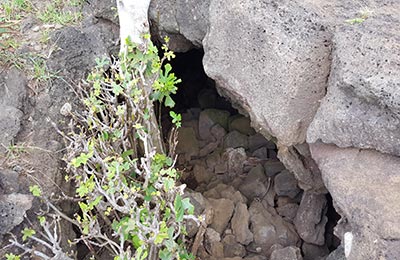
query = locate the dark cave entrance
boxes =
[164,48,341,259]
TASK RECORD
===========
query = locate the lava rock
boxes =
[209,198,235,234]
[229,115,255,136]
[0,194,33,236]
[199,109,230,141]
[302,242,329,260]
[264,160,286,177]
[223,234,247,257]
[270,246,303,260]
[231,202,253,245]
[294,192,328,245]
[249,201,300,256]
[224,130,249,149]
[176,127,200,160]
[274,170,301,198]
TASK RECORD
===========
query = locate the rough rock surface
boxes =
[270,246,303,260]
[149,0,209,50]
[0,194,33,235]
[294,192,328,245]
[274,170,301,199]
[0,68,27,153]
[308,19,400,157]
[231,202,253,245]
[209,198,235,234]
[310,143,400,259]
[249,201,300,256]
[203,0,331,147]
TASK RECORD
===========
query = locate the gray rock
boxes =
[0,170,20,194]
[0,107,23,153]
[310,143,400,258]
[48,23,118,78]
[224,131,249,149]
[278,144,326,193]
[249,201,300,256]
[193,163,213,184]
[248,133,275,152]
[244,256,267,260]
[222,148,247,178]
[205,228,224,258]
[211,124,227,142]
[209,198,235,234]
[222,234,247,257]
[206,227,221,242]
[199,109,230,141]
[270,246,303,260]
[231,203,253,245]
[277,203,299,222]
[84,0,118,24]
[176,127,199,160]
[302,242,329,260]
[0,68,27,108]
[264,160,285,177]
[274,170,301,199]
[252,147,268,159]
[238,165,268,201]
[294,192,328,245]
[326,245,346,260]
[0,194,33,235]
[203,0,331,147]
[308,19,400,157]
[149,0,209,49]
[0,68,27,153]
[229,116,255,136]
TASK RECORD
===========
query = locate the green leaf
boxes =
[5,253,21,260]
[22,228,36,241]
[182,198,194,215]
[29,185,42,197]
[174,194,184,222]
[163,178,174,192]
[164,95,175,108]
[159,248,173,260]
[38,216,46,226]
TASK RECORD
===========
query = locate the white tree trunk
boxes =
[116,0,151,52]
[116,0,165,154]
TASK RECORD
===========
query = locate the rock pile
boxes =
[177,107,332,259]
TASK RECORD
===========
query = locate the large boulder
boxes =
[310,143,400,259]
[203,0,332,147]
[149,0,209,51]
[307,19,400,156]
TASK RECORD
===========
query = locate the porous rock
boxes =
[0,194,33,235]
[274,170,301,199]
[310,143,400,258]
[209,198,235,234]
[249,201,300,256]
[294,192,328,245]
[270,246,303,260]
[199,109,230,141]
[231,202,253,245]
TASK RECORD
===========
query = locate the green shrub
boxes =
[8,36,196,260]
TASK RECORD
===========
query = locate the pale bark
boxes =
[116,0,151,52]
[116,0,165,154]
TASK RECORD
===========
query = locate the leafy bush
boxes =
[8,36,197,260]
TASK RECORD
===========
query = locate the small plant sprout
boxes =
[346,7,373,25]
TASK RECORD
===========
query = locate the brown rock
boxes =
[209,198,235,233]
[231,203,253,245]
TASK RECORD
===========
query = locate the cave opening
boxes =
[163,48,341,259]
